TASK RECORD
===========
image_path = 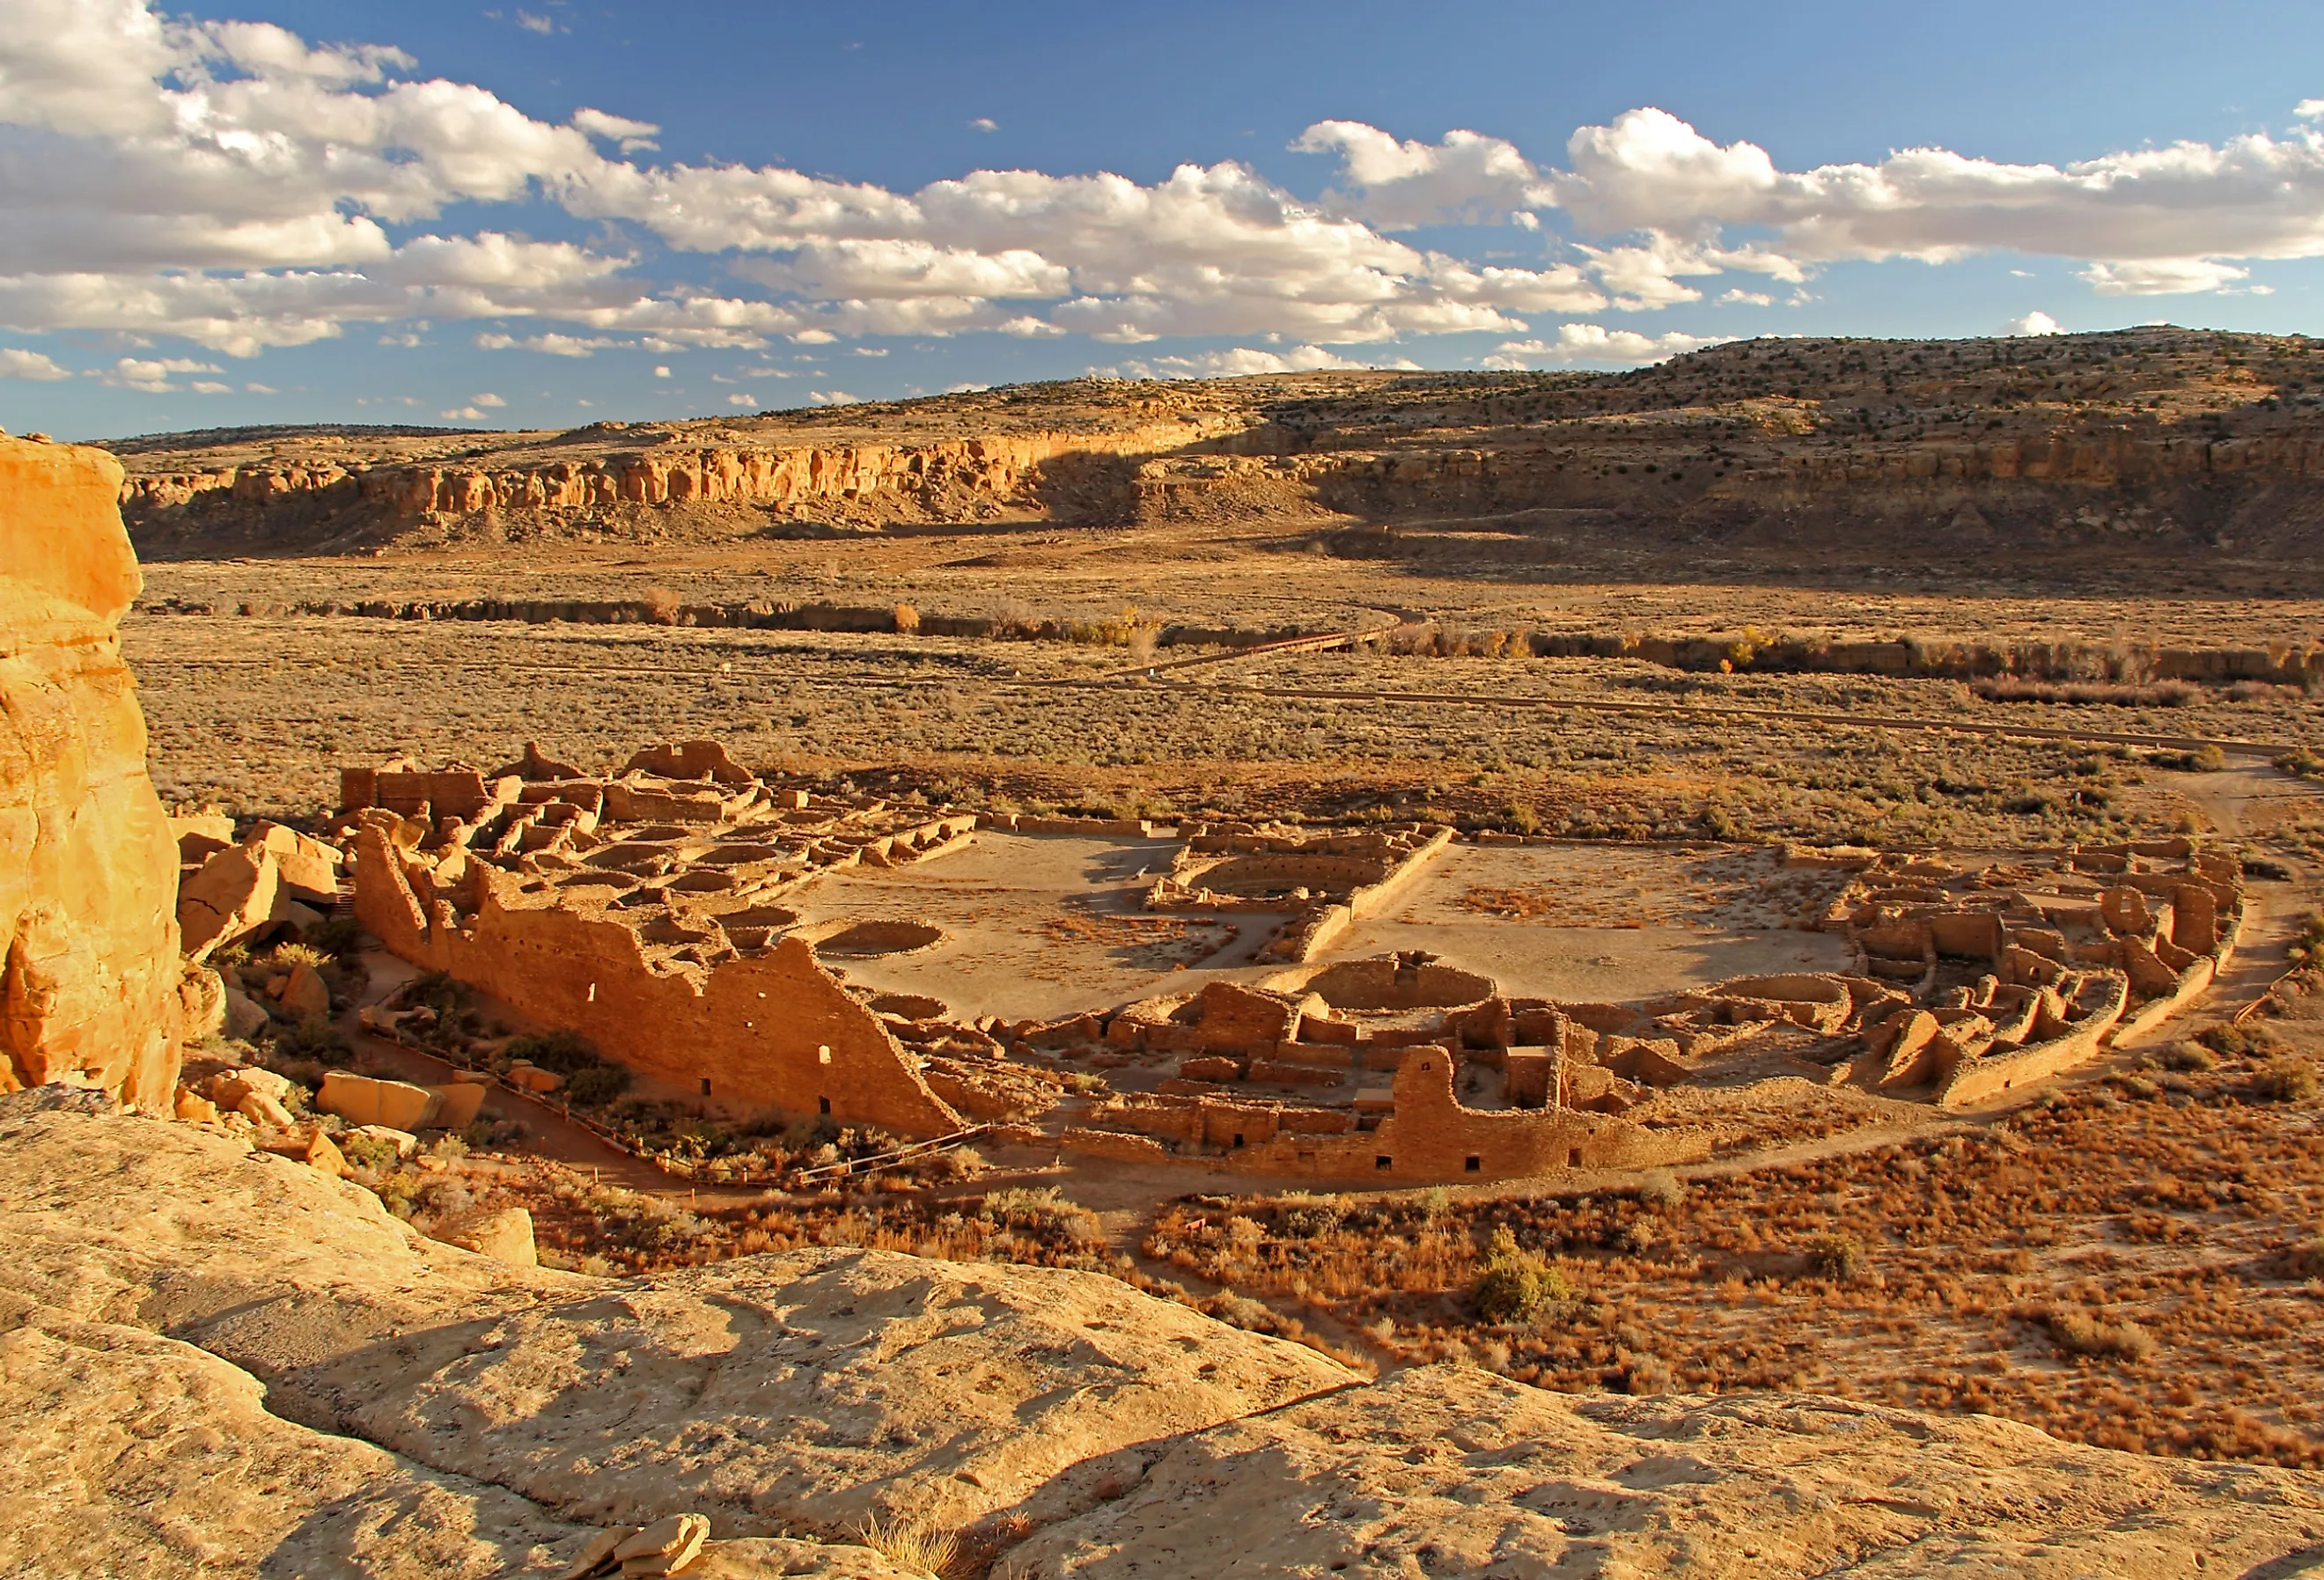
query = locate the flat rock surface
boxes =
[319,1245,1358,1534]
[0,1296,577,1580]
[11,1100,2324,1577]
[0,1104,557,1423]
[1010,1364,2324,1579]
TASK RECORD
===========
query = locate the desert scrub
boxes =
[1473,1225,1570,1322]
[1805,1231,1867,1282]
[2046,1306,2157,1363]
[2254,1057,2320,1103]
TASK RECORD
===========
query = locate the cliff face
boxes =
[105,329,2324,568]
[0,438,190,1106]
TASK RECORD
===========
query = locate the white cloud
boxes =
[4,0,2324,389]
[1481,324,1725,369]
[1548,104,2324,302]
[471,391,505,406]
[2078,258,2250,295]
[189,378,230,393]
[572,106,657,153]
[968,116,997,133]
[652,364,670,378]
[807,388,858,405]
[2003,310,2062,336]
[440,403,490,420]
[0,346,69,379]
[243,380,276,393]
[476,330,628,356]
[1292,121,1553,229]
[513,11,553,34]
[1103,343,1420,379]
[94,354,220,391]
[727,392,755,405]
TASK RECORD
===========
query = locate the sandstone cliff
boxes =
[105,329,2324,578]
[8,1096,2324,1578]
[0,437,198,1107]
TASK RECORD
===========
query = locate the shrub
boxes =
[1637,1169,1685,1208]
[1805,1231,1865,1281]
[269,1019,355,1067]
[339,1132,405,1172]
[2156,1042,2217,1074]
[853,1514,957,1578]
[504,1029,600,1075]
[2254,1058,2319,1103]
[566,1063,631,1107]
[2279,1236,2324,1280]
[2047,1307,2155,1362]
[1473,1225,1570,1322]
[305,917,366,959]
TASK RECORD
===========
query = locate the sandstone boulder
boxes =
[430,1205,539,1268]
[614,1512,710,1576]
[222,983,269,1041]
[320,1069,440,1129]
[246,820,344,904]
[177,846,279,959]
[277,959,332,1025]
[0,437,191,1106]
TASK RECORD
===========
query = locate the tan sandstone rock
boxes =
[245,819,344,903]
[430,1204,539,1268]
[614,1511,710,1575]
[1004,1363,2324,1578]
[176,845,280,960]
[9,1099,2324,1580]
[0,1296,585,1580]
[0,437,193,1107]
[277,958,333,1025]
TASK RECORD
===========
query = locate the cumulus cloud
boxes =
[470,391,504,406]
[4,0,2323,389]
[476,330,628,356]
[1480,324,1725,369]
[0,346,69,379]
[1292,121,1552,228]
[807,389,858,405]
[1099,343,1421,379]
[94,354,222,391]
[726,392,756,405]
[1547,105,2324,301]
[2003,310,2062,336]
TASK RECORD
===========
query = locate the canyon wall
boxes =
[121,423,1207,544]
[0,437,195,1106]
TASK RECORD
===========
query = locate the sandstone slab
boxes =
[0,1295,580,1580]
[313,1245,1357,1537]
[1009,1364,2324,1579]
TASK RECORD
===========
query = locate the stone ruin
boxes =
[336,739,2247,1186]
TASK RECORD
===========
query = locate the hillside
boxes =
[101,327,2324,584]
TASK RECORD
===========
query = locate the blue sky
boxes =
[4,0,2324,438]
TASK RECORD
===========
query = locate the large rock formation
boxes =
[7,1097,2324,1578]
[0,437,196,1107]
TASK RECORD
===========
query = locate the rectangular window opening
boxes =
[818,1096,831,1115]
[1374,1155,1393,1171]
[1464,1156,1482,1172]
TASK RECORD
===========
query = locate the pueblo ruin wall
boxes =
[357,827,961,1134]
[0,437,206,1107]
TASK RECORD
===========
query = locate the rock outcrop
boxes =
[7,1097,2324,1578]
[0,437,198,1107]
